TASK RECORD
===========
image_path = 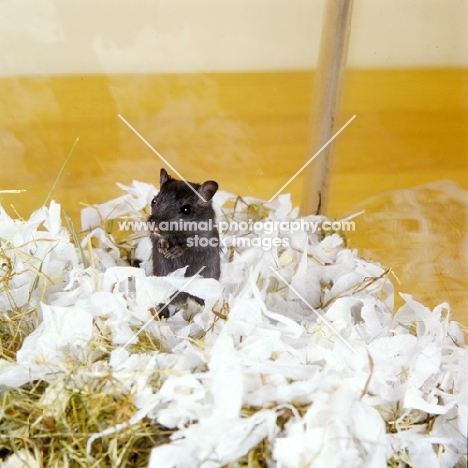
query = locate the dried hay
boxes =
[0,179,466,468]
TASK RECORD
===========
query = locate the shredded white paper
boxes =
[0,181,466,468]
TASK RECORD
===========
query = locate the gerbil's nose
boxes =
[153,225,161,234]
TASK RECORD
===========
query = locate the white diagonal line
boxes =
[269,267,357,353]
[118,266,206,352]
[118,114,207,203]
[268,114,356,202]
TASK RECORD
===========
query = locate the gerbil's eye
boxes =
[180,204,191,215]
[151,197,157,205]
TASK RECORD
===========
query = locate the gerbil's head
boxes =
[148,168,218,235]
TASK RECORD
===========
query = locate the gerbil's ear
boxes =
[197,181,218,203]
[160,168,171,188]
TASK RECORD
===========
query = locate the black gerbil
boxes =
[148,168,220,316]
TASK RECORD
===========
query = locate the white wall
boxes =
[0,0,467,76]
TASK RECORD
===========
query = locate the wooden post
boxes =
[300,0,354,215]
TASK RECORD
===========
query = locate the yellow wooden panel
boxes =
[1,70,467,322]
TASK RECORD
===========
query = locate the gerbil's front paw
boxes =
[157,237,170,254]
[164,244,187,259]
[155,303,171,319]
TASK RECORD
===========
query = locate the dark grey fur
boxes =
[148,168,220,316]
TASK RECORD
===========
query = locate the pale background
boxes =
[0,0,467,76]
